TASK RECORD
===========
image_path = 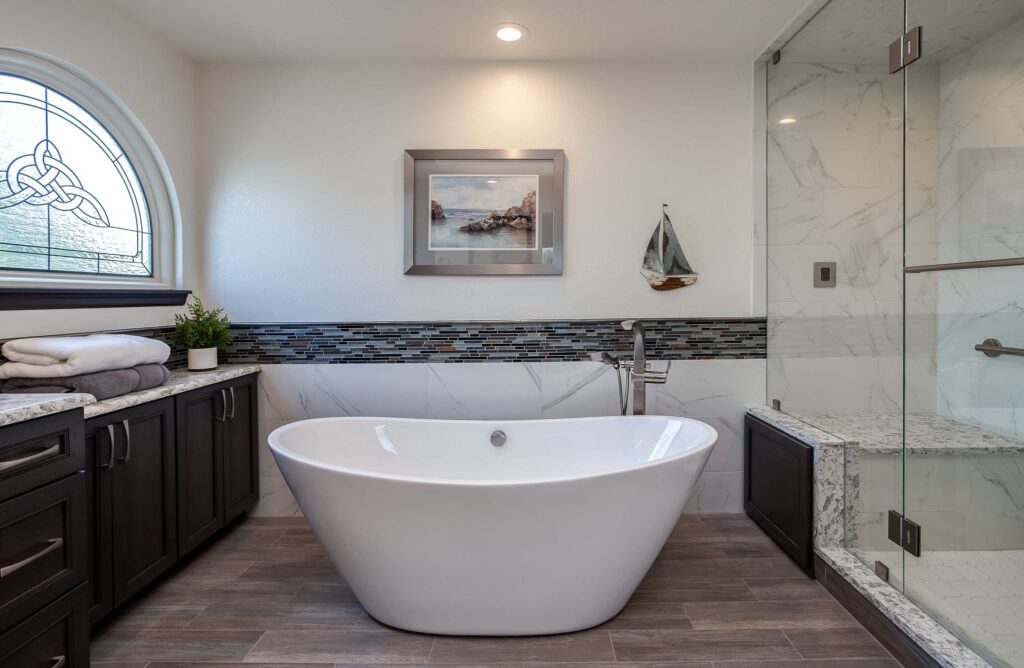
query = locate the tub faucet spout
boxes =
[620,319,670,415]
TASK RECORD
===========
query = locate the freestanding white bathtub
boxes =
[268,415,716,635]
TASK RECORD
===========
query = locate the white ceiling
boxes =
[106,0,811,63]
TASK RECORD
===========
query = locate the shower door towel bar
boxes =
[905,257,1024,273]
[975,338,1024,359]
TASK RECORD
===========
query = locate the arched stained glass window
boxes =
[0,72,152,276]
[0,45,181,292]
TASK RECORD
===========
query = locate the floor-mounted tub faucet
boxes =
[596,320,670,415]
[620,319,671,415]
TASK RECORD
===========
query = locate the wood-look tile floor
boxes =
[91,513,900,667]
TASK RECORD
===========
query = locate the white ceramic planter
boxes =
[187,347,218,371]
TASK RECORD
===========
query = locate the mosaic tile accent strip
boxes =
[1,318,766,367]
[217,319,766,364]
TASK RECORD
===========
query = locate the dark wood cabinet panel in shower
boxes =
[744,414,814,575]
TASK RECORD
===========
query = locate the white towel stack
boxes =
[0,334,171,380]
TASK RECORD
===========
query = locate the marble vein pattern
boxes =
[255,360,765,517]
[0,392,93,427]
[817,547,991,668]
[83,365,262,419]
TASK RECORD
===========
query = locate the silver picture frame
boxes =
[404,149,565,275]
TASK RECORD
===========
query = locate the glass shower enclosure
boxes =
[765,0,1024,665]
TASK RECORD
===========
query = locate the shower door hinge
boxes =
[887,510,922,557]
[889,26,922,74]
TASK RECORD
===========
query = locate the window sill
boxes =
[0,288,191,310]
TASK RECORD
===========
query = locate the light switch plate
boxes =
[813,262,837,288]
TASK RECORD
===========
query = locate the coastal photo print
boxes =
[404,149,564,275]
[428,174,539,251]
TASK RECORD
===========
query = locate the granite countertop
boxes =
[0,393,95,427]
[746,405,846,449]
[0,365,261,427]
[84,365,261,418]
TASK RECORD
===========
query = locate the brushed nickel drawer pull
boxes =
[0,537,63,578]
[120,419,131,463]
[103,424,116,469]
[0,441,60,473]
[50,655,67,668]
[220,389,228,422]
[229,387,236,420]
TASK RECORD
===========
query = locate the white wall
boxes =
[198,60,758,322]
[0,0,198,339]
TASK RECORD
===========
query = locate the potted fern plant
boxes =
[174,297,233,371]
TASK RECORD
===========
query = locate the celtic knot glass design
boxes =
[0,73,151,276]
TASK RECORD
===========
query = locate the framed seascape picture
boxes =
[404,149,565,274]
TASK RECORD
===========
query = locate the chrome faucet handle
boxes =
[629,360,671,384]
[620,319,636,330]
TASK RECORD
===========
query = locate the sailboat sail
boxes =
[641,204,698,290]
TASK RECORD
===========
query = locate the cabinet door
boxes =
[175,386,225,558]
[223,377,258,522]
[744,415,814,574]
[110,398,177,605]
[83,421,114,625]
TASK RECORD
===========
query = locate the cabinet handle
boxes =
[120,419,131,463]
[103,424,116,469]
[229,387,236,420]
[0,537,63,578]
[220,389,228,422]
[50,655,67,668]
[0,440,60,472]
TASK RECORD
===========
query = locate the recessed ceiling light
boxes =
[486,180,498,184]
[778,117,797,125]
[495,23,529,42]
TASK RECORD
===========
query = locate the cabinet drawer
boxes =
[0,411,84,504]
[0,583,88,668]
[0,473,87,632]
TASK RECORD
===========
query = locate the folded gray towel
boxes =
[1,364,171,400]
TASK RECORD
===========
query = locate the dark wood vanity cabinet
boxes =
[4,370,259,638]
[176,375,258,558]
[744,414,814,575]
[0,410,89,666]
[85,398,177,623]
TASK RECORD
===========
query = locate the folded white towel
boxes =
[0,334,170,379]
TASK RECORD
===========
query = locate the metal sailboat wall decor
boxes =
[641,204,698,290]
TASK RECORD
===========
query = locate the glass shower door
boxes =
[903,1,1024,665]
[764,0,908,583]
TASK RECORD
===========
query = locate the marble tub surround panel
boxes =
[817,547,991,668]
[0,393,93,427]
[83,364,262,419]
[256,360,765,517]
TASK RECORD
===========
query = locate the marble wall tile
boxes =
[539,362,620,419]
[253,360,766,516]
[425,362,541,420]
[963,511,1024,550]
